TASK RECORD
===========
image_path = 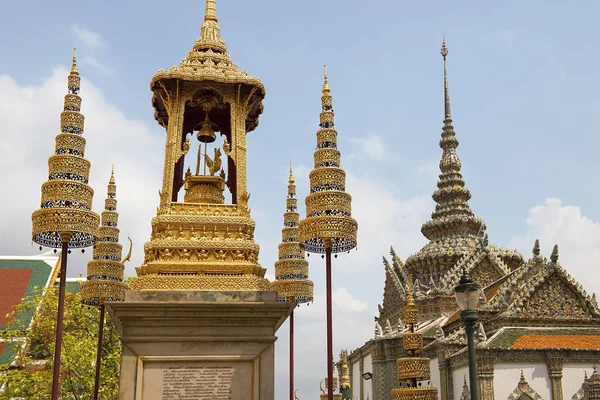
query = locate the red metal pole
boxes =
[51,240,69,400]
[93,304,105,400]
[326,246,333,400]
[290,309,294,400]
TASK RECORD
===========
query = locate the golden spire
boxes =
[81,169,128,305]
[204,0,218,22]
[31,51,99,249]
[270,164,314,303]
[323,65,330,94]
[299,67,358,254]
[109,164,115,184]
[70,48,79,75]
[198,0,224,50]
[392,273,438,399]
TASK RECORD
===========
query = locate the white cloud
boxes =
[70,25,107,50]
[508,198,600,297]
[333,287,367,312]
[349,134,387,160]
[0,67,163,277]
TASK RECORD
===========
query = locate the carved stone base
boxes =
[106,290,292,400]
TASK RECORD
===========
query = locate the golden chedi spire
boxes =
[132,0,269,291]
[299,66,358,253]
[81,168,129,305]
[32,49,100,249]
[270,165,314,303]
[392,276,438,400]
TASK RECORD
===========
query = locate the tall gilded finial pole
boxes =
[81,168,129,400]
[392,275,438,399]
[441,36,451,120]
[300,66,358,400]
[31,48,100,400]
[270,164,314,400]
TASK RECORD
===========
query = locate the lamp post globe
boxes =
[454,270,481,400]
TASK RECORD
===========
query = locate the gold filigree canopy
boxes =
[131,0,270,291]
[392,276,438,400]
[299,67,358,253]
[150,0,265,131]
[270,165,314,303]
[81,168,129,305]
[31,49,99,248]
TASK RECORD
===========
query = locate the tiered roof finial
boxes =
[420,37,483,242]
[81,169,129,305]
[299,66,358,254]
[392,274,438,400]
[270,165,314,303]
[70,48,78,75]
[31,49,99,249]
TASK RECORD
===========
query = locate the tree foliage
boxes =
[0,288,121,399]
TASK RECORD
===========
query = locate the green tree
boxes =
[0,288,121,399]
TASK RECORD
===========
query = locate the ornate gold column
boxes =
[437,349,454,400]
[546,357,564,400]
[476,356,495,400]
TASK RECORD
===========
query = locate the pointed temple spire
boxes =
[270,165,314,303]
[31,49,99,249]
[299,66,358,253]
[420,38,483,242]
[81,169,128,305]
[392,275,438,399]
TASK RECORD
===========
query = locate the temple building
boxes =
[346,40,600,400]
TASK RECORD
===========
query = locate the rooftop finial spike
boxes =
[289,163,295,184]
[110,164,115,184]
[322,65,330,94]
[71,48,79,75]
[204,0,218,22]
[441,37,451,119]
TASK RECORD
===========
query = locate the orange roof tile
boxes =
[511,334,600,350]
[0,269,33,326]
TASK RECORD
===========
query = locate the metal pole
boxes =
[326,245,333,400]
[461,310,479,400]
[51,240,69,400]
[93,304,106,400]
[290,309,294,400]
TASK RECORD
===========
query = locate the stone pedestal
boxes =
[106,290,292,400]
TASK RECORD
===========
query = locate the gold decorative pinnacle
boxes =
[392,274,438,398]
[339,349,350,389]
[270,164,314,303]
[81,169,128,305]
[299,67,358,254]
[31,50,99,248]
[70,48,78,75]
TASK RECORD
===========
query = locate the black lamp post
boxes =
[454,270,481,400]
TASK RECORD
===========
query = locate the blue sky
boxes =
[1,0,600,398]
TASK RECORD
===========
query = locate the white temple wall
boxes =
[351,359,360,397]
[563,363,595,399]
[452,366,468,400]
[494,363,550,400]
[363,354,373,399]
[430,357,441,400]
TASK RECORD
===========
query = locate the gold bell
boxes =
[195,113,217,144]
